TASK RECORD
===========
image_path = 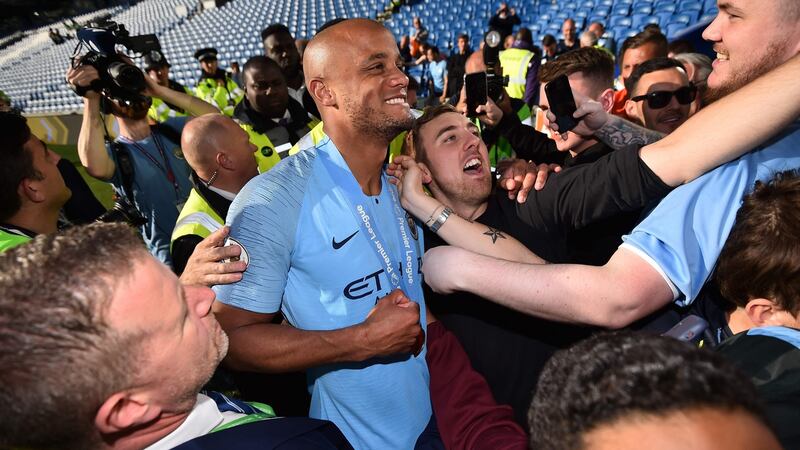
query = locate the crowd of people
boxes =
[1,0,800,448]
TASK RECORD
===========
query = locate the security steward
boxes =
[143,50,191,123]
[170,114,259,273]
[233,56,318,171]
[498,28,539,105]
[194,47,244,117]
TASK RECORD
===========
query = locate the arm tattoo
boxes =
[483,227,507,244]
[595,116,665,152]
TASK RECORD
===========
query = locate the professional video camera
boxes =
[482,30,509,103]
[96,197,147,227]
[70,21,160,106]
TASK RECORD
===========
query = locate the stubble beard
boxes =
[344,96,414,142]
[704,40,792,104]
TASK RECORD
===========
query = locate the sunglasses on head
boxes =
[630,84,697,109]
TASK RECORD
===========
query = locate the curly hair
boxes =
[529,331,768,450]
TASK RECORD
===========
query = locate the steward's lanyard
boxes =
[122,132,179,195]
[317,139,420,298]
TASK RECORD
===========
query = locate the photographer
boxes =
[67,56,218,267]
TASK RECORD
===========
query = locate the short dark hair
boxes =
[529,331,768,450]
[457,33,469,42]
[0,111,40,221]
[243,55,283,78]
[406,103,459,163]
[624,57,687,94]
[515,27,533,44]
[618,28,668,63]
[668,39,695,56]
[716,170,800,316]
[261,23,292,42]
[0,223,150,449]
[539,47,614,95]
[542,34,557,47]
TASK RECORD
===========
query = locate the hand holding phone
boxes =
[464,72,487,118]
[544,74,579,133]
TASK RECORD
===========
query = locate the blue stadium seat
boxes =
[609,15,633,28]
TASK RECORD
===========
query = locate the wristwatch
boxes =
[429,207,453,233]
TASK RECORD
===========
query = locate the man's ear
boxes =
[308,79,335,107]
[598,88,615,113]
[95,392,162,435]
[216,151,233,170]
[19,178,44,204]
[624,99,641,124]
[417,161,433,185]
[744,298,778,328]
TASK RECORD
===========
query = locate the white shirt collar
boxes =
[144,393,245,450]
[207,185,237,201]
[270,108,292,124]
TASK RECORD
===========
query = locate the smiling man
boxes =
[421,0,800,330]
[213,19,439,449]
[624,57,696,134]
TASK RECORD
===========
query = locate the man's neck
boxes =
[323,123,388,196]
[106,412,189,450]
[118,118,152,142]
[286,71,304,91]
[726,308,755,336]
[7,208,59,236]
[434,192,488,222]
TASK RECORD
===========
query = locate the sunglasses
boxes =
[630,85,697,109]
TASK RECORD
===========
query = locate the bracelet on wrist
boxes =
[425,204,445,227]
[429,207,454,233]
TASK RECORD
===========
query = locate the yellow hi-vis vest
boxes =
[170,188,224,250]
[238,116,321,173]
[148,86,191,123]
[499,48,535,100]
[0,229,32,253]
[194,76,244,117]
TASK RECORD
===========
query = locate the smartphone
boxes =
[662,315,709,343]
[544,74,579,133]
[464,72,487,118]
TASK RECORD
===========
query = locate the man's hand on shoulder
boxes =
[359,289,424,358]
[180,226,248,287]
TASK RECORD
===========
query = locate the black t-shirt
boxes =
[488,13,521,42]
[424,145,673,423]
[446,50,472,97]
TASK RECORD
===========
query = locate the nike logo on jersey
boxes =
[332,230,359,249]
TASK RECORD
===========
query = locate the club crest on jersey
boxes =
[406,212,418,240]
[223,237,250,266]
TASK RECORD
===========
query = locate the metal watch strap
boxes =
[429,207,453,233]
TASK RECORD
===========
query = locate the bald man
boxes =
[213,19,439,449]
[171,114,259,274]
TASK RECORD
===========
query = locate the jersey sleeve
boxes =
[620,158,755,306]
[213,159,307,313]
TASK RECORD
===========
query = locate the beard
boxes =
[342,95,414,142]
[704,40,792,104]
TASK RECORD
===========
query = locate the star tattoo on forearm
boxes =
[483,227,506,243]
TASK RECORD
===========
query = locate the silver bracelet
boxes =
[429,207,454,233]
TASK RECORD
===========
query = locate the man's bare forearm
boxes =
[223,322,370,373]
[77,97,115,180]
[594,115,665,152]
[452,248,672,328]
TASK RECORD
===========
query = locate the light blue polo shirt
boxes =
[621,123,800,305]
[108,117,192,266]
[214,136,430,449]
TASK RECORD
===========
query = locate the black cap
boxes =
[194,47,218,62]
[143,50,170,71]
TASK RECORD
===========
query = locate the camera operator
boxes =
[0,112,71,253]
[67,58,218,267]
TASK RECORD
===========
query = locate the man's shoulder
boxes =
[235,147,320,210]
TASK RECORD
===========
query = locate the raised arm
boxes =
[213,289,423,372]
[423,245,672,328]
[388,155,545,265]
[67,65,115,180]
[640,53,800,186]
[145,75,219,117]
